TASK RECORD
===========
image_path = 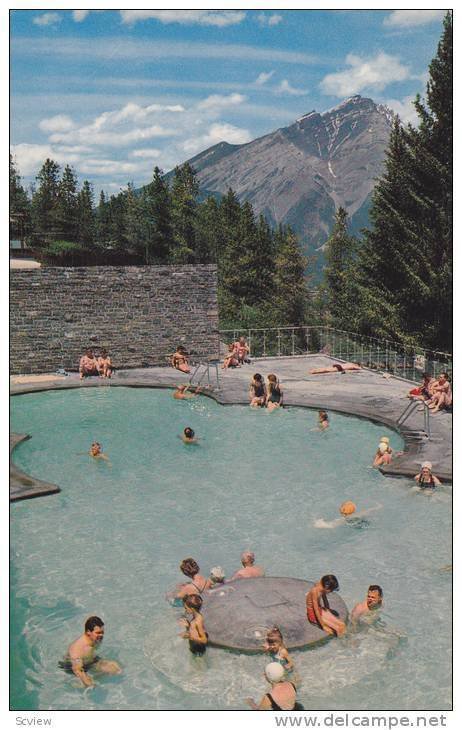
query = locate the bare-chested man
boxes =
[351,585,383,626]
[60,616,121,687]
[229,551,265,580]
[173,384,202,400]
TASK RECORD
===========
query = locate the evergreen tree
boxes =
[31,158,61,245]
[9,154,31,240]
[76,180,95,248]
[95,190,111,248]
[216,189,245,320]
[323,207,358,330]
[170,163,199,262]
[194,195,220,263]
[56,165,79,241]
[272,225,308,326]
[143,166,174,263]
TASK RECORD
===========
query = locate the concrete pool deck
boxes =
[10,355,452,501]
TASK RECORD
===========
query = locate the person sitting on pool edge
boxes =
[229,551,265,580]
[266,374,283,412]
[176,558,212,599]
[414,462,441,489]
[79,349,99,379]
[351,585,383,626]
[306,574,346,637]
[181,594,208,656]
[249,373,267,407]
[173,384,202,400]
[171,345,191,373]
[246,662,303,711]
[59,615,121,688]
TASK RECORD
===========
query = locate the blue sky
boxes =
[10,8,447,197]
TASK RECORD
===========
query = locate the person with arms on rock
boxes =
[306,574,346,637]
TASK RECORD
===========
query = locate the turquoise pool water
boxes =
[10,387,451,710]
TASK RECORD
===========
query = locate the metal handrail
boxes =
[189,359,220,390]
[397,400,431,439]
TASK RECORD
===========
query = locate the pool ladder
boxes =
[397,400,431,440]
[189,358,221,391]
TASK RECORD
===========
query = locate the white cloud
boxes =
[39,115,75,134]
[384,95,419,125]
[197,93,246,111]
[276,79,308,96]
[10,143,80,175]
[131,149,161,159]
[119,10,246,27]
[257,13,283,27]
[383,10,446,28]
[33,12,61,27]
[320,52,411,97]
[255,71,275,86]
[72,10,91,22]
[183,122,251,154]
[78,159,139,175]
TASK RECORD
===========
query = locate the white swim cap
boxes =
[210,566,225,580]
[380,436,390,445]
[265,662,285,683]
[421,461,432,470]
[379,442,388,453]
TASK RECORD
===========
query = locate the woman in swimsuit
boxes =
[234,336,250,365]
[246,662,303,711]
[171,346,191,373]
[414,462,441,489]
[266,374,283,412]
[306,574,346,637]
[176,558,211,600]
[250,373,267,407]
[408,373,434,400]
[222,343,240,369]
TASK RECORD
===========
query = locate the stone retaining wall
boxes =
[10,265,218,374]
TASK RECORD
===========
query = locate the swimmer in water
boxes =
[414,462,441,489]
[314,501,382,529]
[350,585,383,627]
[176,558,211,600]
[181,427,199,444]
[89,442,111,463]
[173,384,203,400]
[319,410,329,430]
[263,627,294,674]
[373,441,393,467]
[229,550,265,580]
[59,616,121,687]
[181,594,208,656]
[306,574,346,637]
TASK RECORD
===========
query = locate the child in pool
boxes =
[89,442,111,463]
[306,574,346,637]
[263,627,294,674]
[182,427,199,444]
[181,594,208,656]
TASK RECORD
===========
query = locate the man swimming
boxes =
[351,585,383,626]
[173,384,202,399]
[314,501,382,529]
[59,616,121,687]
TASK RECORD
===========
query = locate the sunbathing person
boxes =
[79,349,99,379]
[414,462,441,489]
[246,662,302,711]
[171,346,190,374]
[309,362,361,375]
[173,384,202,400]
[97,349,113,378]
[234,336,251,365]
[306,575,346,637]
[266,374,283,412]
[222,343,240,369]
[426,372,452,412]
[249,373,267,407]
[176,558,212,600]
[229,551,265,580]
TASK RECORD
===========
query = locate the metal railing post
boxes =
[277,329,281,356]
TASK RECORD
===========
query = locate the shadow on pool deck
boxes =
[10,355,452,501]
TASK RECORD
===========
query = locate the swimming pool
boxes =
[10,387,451,710]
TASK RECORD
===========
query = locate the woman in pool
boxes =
[266,374,283,412]
[373,441,393,467]
[318,410,329,430]
[414,462,441,489]
[249,373,267,407]
[306,574,346,637]
[246,662,303,711]
[171,346,191,374]
[314,501,382,529]
[176,558,211,599]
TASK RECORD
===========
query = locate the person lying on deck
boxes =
[309,362,362,374]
